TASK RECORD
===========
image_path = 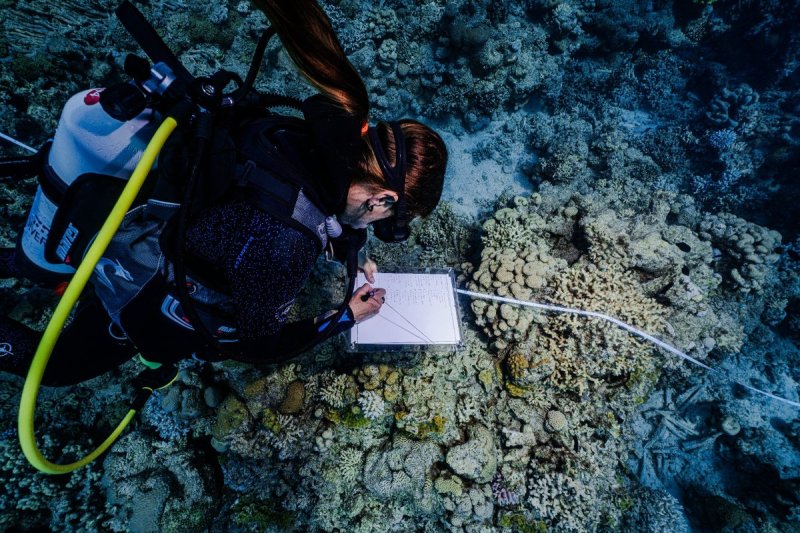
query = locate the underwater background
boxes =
[1,0,799,531]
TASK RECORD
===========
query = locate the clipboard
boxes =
[347,267,464,352]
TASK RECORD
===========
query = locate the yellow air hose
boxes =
[18,116,179,474]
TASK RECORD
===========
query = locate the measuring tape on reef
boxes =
[457,289,800,409]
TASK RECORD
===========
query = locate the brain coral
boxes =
[545,410,569,433]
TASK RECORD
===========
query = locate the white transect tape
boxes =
[0,131,37,154]
[456,288,800,409]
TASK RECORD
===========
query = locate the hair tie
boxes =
[361,121,369,137]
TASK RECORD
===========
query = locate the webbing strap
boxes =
[234,162,328,249]
[115,1,193,84]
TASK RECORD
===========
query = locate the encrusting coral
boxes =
[279,380,306,415]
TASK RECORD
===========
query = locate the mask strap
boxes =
[368,122,407,228]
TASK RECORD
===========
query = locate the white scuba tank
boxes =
[18,88,160,282]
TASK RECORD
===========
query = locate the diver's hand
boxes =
[358,252,378,284]
[349,283,386,323]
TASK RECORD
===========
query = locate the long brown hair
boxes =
[359,121,448,218]
[250,0,368,120]
[252,0,447,219]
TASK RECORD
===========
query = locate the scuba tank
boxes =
[16,89,160,284]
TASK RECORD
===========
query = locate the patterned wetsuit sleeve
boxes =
[186,201,331,361]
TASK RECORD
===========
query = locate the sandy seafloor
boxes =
[1,0,799,531]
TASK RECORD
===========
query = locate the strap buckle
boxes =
[236,160,257,186]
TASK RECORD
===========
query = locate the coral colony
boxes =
[1,0,799,531]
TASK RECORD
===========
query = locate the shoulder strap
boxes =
[232,161,328,249]
[231,115,330,250]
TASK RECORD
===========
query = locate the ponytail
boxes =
[251,0,369,122]
[253,0,448,220]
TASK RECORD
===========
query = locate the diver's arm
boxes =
[234,309,355,364]
[221,218,366,362]
[232,282,385,362]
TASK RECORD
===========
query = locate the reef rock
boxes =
[445,424,498,483]
[103,433,219,532]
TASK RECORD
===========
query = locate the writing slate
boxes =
[348,269,463,352]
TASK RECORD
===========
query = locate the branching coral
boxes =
[319,372,358,409]
[337,447,365,485]
[527,471,612,532]
[358,390,387,421]
[538,261,667,394]
[0,435,110,531]
[103,433,218,532]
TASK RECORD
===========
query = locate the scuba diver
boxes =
[0,0,448,386]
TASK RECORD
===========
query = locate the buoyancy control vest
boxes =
[88,103,363,364]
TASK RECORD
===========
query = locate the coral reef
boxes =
[103,432,219,532]
[622,486,691,533]
[1,0,799,531]
[0,433,111,531]
[697,211,783,294]
[445,424,497,484]
[319,371,358,409]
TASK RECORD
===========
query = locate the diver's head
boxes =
[343,120,448,240]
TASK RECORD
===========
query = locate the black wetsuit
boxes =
[0,95,362,385]
[0,204,357,385]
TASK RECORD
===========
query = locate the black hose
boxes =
[0,142,49,181]
[171,112,225,357]
[258,93,304,111]
[245,29,275,92]
[230,28,275,106]
[115,1,193,85]
[0,157,38,181]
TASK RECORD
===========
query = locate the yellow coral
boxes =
[434,475,463,497]
[505,350,530,382]
[417,415,447,438]
[505,382,530,398]
[261,408,281,434]
[242,377,269,402]
[212,395,249,442]
[278,381,305,415]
